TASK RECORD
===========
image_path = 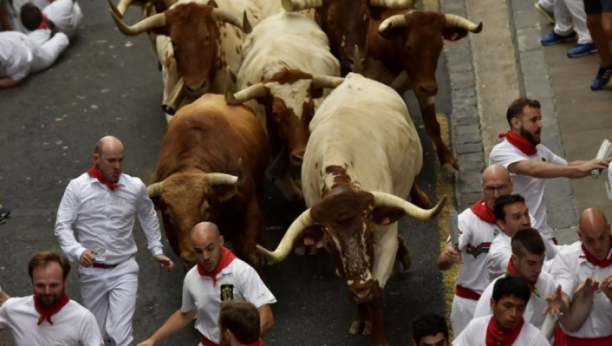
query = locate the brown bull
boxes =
[367,10,482,170]
[282,0,414,75]
[109,0,252,98]
[147,94,269,277]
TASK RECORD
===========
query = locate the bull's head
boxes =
[147,162,245,271]
[378,11,482,97]
[226,69,343,167]
[108,0,252,97]
[282,0,415,75]
[257,189,445,304]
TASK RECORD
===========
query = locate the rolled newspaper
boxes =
[540,313,559,340]
[449,210,459,251]
[591,139,612,178]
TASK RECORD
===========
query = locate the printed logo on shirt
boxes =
[220,284,234,301]
[465,242,492,259]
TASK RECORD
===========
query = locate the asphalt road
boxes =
[0,1,453,345]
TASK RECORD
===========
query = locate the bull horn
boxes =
[352,45,362,74]
[369,0,416,9]
[370,192,447,222]
[204,173,240,187]
[211,8,252,34]
[115,0,132,17]
[225,83,268,105]
[444,14,483,33]
[147,182,164,198]
[256,209,314,264]
[108,4,166,36]
[378,14,409,34]
[161,78,185,115]
[281,0,323,12]
[311,75,344,89]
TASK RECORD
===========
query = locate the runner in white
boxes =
[545,208,612,345]
[489,97,609,258]
[487,194,534,281]
[0,250,103,346]
[0,30,68,89]
[19,0,82,38]
[54,136,175,346]
[437,164,509,336]
[453,276,549,346]
[137,222,276,346]
[218,301,265,346]
[475,228,557,328]
[412,312,450,346]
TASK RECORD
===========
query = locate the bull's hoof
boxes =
[442,162,459,176]
[348,320,371,335]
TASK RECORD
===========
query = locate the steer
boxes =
[108,0,255,121]
[147,93,270,278]
[364,9,482,170]
[225,11,343,208]
[257,73,446,345]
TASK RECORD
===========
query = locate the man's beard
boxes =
[520,127,540,145]
[35,290,64,307]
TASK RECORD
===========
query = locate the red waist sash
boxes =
[455,285,481,301]
[565,334,612,346]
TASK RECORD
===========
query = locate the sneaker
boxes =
[567,43,598,58]
[591,64,612,91]
[535,2,556,24]
[0,204,9,223]
[541,31,576,46]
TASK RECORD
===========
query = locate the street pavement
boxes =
[0,0,454,344]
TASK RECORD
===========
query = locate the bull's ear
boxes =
[371,207,405,225]
[212,185,238,203]
[442,27,468,41]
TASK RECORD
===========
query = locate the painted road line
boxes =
[434,113,459,336]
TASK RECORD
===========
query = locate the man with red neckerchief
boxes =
[137,222,276,346]
[487,194,536,281]
[0,250,103,346]
[453,276,549,346]
[489,98,610,260]
[437,164,511,336]
[545,208,612,345]
[54,136,175,346]
[475,228,558,329]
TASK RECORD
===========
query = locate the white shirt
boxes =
[453,315,549,346]
[473,271,558,328]
[550,241,612,338]
[55,172,164,264]
[452,206,500,293]
[0,31,32,81]
[489,139,567,240]
[43,0,83,38]
[0,296,103,346]
[181,257,276,343]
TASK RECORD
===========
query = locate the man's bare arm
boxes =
[508,159,608,179]
[0,77,20,89]
[258,304,274,336]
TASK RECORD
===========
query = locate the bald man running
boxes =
[437,164,511,336]
[546,208,612,344]
[55,136,175,346]
[137,222,276,346]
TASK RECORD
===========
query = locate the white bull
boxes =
[257,73,446,345]
[226,11,342,205]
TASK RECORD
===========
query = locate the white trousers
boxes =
[79,258,139,346]
[451,295,478,337]
[539,0,555,13]
[554,0,592,44]
[24,30,69,73]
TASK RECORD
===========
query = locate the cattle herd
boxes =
[107,0,483,344]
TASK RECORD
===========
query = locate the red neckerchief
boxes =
[580,237,612,267]
[505,260,540,297]
[499,132,537,156]
[248,340,265,346]
[486,315,525,346]
[33,293,70,325]
[470,199,497,224]
[87,165,120,191]
[197,247,236,287]
[38,14,49,29]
